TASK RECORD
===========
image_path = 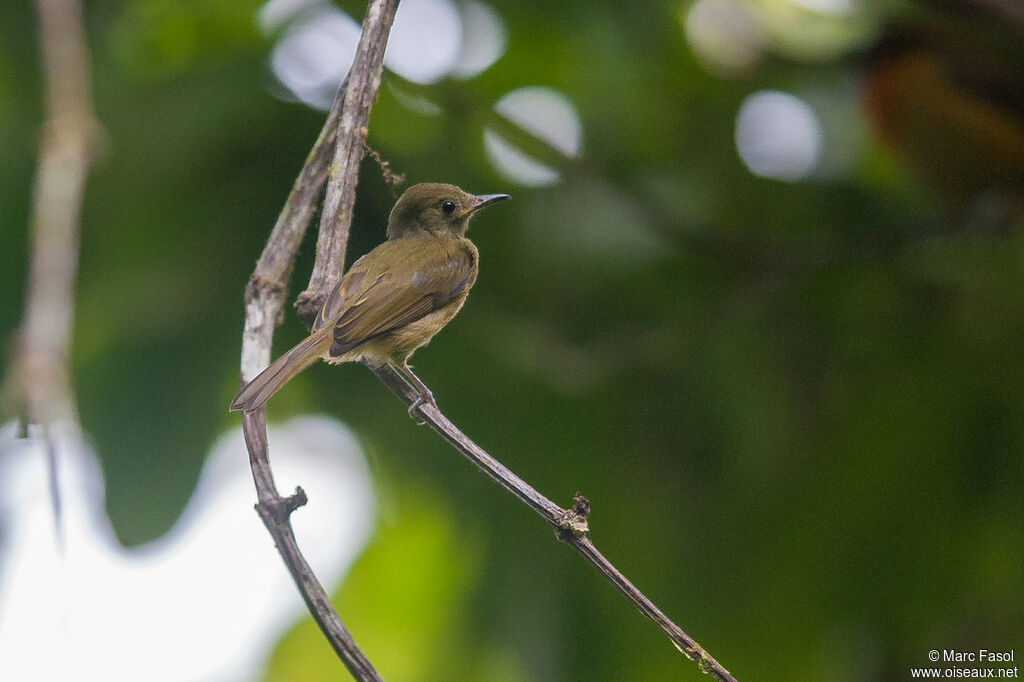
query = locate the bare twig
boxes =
[295,0,399,326]
[237,1,399,679]
[369,366,738,682]
[363,141,406,187]
[241,410,381,680]
[240,80,345,383]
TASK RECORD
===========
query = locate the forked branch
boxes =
[237,0,399,680]
[239,0,735,679]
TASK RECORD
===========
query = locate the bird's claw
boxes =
[408,391,436,425]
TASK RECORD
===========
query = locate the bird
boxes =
[230,183,509,415]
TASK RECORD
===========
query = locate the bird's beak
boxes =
[459,193,510,219]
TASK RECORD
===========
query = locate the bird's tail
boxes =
[230,330,331,412]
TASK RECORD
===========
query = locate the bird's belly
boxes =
[387,297,467,356]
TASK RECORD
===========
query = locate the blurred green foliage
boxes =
[1,0,1022,680]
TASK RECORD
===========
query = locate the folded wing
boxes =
[326,238,477,356]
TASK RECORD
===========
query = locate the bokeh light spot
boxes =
[788,0,857,17]
[384,0,462,84]
[735,90,822,181]
[258,0,321,33]
[483,129,560,186]
[451,1,506,78]
[265,0,505,108]
[484,87,581,187]
[269,4,360,109]
[685,0,766,76]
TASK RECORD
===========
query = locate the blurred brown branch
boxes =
[237,0,399,679]
[5,0,97,428]
[3,0,102,533]
[922,0,1024,34]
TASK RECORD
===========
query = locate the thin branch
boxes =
[295,0,398,326]
[237,1,399,679]
[240,79,345,383]
[363,141,406,187]
[370,366,737,681]
[242,410,381,680]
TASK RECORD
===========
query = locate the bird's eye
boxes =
[441,200,456,214]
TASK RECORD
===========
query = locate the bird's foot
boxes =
[408,389,436,425]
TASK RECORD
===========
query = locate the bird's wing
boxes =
[326,238,476,356]
[313,268,368,332]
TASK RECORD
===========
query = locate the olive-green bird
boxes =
[230,183,509,414]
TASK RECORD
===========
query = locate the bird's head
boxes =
[386,183,509,239]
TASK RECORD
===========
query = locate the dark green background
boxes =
[2,0,1021,679]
